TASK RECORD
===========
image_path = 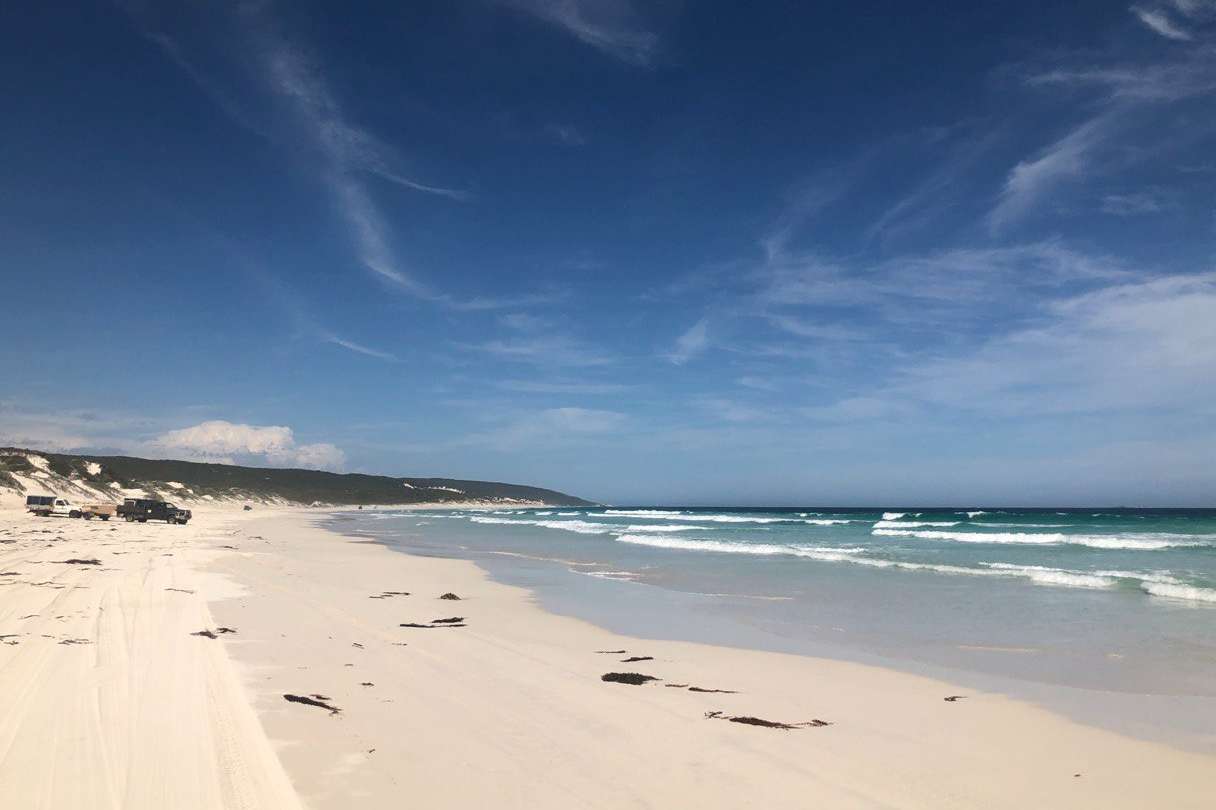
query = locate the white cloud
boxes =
[801,397,912,423]
[988,115,1114,232]
[752,241,1123,326]
[498,312,550,331]
[545,123,586,145]
[1131,5,1193,40]
[0,404,153,454]
[496,0,659,65]
[1100,191,1170,215]
[697,398,770,423]
[154,420,346,470]
[667,318,710,365]
[894,273,1216,415]
[464,406,626,450]
[124,8,575,313]
[498,380,630,394]
[463,334,614,366]
[324,334,397,360]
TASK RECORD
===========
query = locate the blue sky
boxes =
[2,1,1215,505]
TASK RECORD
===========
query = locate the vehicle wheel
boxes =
[69,510,81,519]
[138,517,147,523]
[83,513,93,520]
[125,514,135,522]
[101,516,110,521]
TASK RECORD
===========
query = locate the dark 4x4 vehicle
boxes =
[117,498,192,525]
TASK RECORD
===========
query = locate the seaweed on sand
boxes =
[283,694,341,714]
[601,672,660,685]
[704,710,830,730]
[191,627,236,640]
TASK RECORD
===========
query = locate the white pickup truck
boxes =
[26,495,79,518]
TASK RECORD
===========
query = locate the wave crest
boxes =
[871,528,1209,550]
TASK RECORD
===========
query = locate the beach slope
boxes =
[2,508,1213,808]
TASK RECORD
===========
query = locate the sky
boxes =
[2,1,1215,506]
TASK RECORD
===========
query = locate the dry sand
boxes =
[1,506,1213,808]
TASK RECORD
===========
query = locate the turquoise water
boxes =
[333,506,1216,737]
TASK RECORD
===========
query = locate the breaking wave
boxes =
[872,520,960,528]
[601,512,850,525]
[1140,582,1216,604]
[613,534,867,561]
[468,516,710,534]
[871,528,1211,550]
[469,516,612,534]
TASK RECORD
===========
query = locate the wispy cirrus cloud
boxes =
[323,334,398,361]
[666,317,710,365]
[989,29,1216,231]
[463,406,627,450]
[122,3,559,313]
[1132,5,1194,40]
[988,113,1117,232]
[1130,1,1216,40]
[887,272,1216,416]
[461,334,615,366]
[497,379,631,394]
[494,0,659,65]
[1100,190,1172,215]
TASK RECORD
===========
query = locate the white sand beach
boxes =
[1,506,1213,809]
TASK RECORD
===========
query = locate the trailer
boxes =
[80,502,117,521]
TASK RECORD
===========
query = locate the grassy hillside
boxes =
[0,448,594,507]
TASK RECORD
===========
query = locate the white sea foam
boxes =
[980,563,1117,589]
[978,522,1069,528]
[1091,569,1182,585]
[965,511,987,518]
[603,509,687,516]
[872,520,960,529]
[469,516,613,534]
[602,512,846,525]
[557,511,580,516]
[577,569,643,582]
[613,534,868,561]
[871,528,1209,550]
[1140,582,1216,604]
[881,512,906,520]
[623,524,710,532]
[610,546,1128,592]
[469,516,709,535]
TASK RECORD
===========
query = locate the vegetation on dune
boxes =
[0,447,593,507]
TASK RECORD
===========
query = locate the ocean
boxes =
[331,506,1216,745]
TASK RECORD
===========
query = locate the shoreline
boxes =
[3,507,1214,807]
[359,511,1216,753]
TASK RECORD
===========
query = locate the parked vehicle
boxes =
[27,496,80,518]
[117,498,192,525]
[25,495,55,514]
[79,502,117,521]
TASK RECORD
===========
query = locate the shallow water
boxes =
[329,506,1216,749]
